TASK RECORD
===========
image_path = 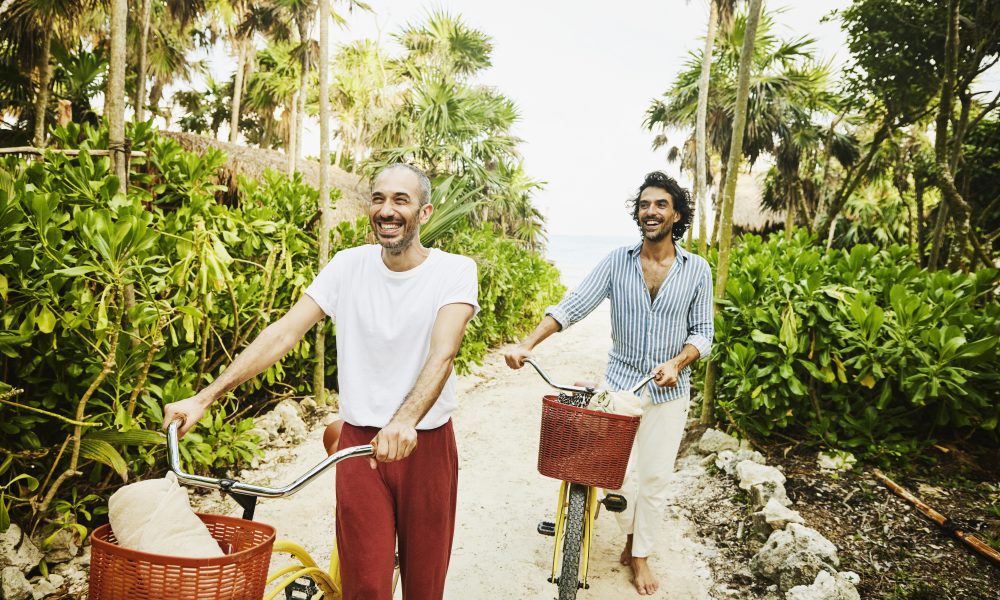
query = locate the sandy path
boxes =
[217,302,717,599]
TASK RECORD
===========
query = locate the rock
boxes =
[785,570,861,600]
[737,461,786,491]
[246,427,272,446]
[45,573,65,589]
[817,451,857,472]
[697,428,740,454]
[751,523,840,592]
[839,571,860,585]
[320,412,340,426]
[701,452,718,467]
[30,576,57,599]
[717,449,766,476]
[758,497,804,530]
[0,524,43,572]
[715,450,738,475]
[750,480,792,510]
[273,400,308,444]
[299,396,318,413]
[41,528,79,564]
[1,566,32,600]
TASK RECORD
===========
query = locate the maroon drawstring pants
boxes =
[335,420,458,600]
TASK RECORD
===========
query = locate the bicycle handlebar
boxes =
[522,358,655,396]
[166,420,373,499]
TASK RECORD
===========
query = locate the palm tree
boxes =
[314,0,330,403]
[701,0,763,424]
[107,0,127,192]
[693,0,736,254]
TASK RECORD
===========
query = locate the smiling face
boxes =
[636,186,681,243]
[369,167,433,255]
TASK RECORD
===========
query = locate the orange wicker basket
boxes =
[88,513,275,600]
[537,395,641,489]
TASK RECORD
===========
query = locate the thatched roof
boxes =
[731,170,784,233]
[160,131,369,224]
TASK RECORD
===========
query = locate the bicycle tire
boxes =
[558,483,587,600]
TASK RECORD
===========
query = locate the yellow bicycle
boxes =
[166,421,399,599]
[522,359,650,600]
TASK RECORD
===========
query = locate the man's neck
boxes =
[381,243,431,272]
[640,236,677,262]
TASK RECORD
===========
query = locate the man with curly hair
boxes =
[505,171,714,595]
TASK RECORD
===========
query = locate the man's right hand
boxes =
[162,394,212,438]
[504,344,533,369]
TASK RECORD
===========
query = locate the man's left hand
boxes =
[370,421,418,469]
[652,360,680,388]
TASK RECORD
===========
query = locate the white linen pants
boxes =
[610,390,689,558]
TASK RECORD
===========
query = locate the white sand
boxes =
[210,301,717,599]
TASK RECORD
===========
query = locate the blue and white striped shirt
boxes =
[546,241,714,404]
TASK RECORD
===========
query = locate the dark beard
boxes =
[642,225,671,243]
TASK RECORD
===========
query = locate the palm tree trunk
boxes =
[32,24,54,148]
[701,0,763,425]
[287,92,298,175]
[229,38,249,144]
[915,180,926,264]
[134,0,153,123]
[784,186,795,240]
[294,18,310,173]
[314,1,332,405]
[695,0,718,256]
[107,0,128,194]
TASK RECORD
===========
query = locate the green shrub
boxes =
[711,230,999,458]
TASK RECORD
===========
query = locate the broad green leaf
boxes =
[36,306,56,334]
[751,330,779,345]
[52,266,96,277]
[859,373,876,389]
[0,273,6,302]
[79,439,128,482]
[86,429,164,447]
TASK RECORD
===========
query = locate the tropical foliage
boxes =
[711,231,999,458]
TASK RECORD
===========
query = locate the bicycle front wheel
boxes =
[558,483,587,600]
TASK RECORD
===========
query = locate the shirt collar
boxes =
[628,240,691,262]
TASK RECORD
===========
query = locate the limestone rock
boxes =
[30,575,57,599]
[273,400,308,444]
[817,451,857,472]
[1,566,32,600]
[751,523,840,592]
[0,524,43,572]
[737,461,786,491]
[750,480,792,510]
[758,497,804,530]
[41,529,79,564]
[697,428,740,454]
[785,570,861,600]
[717,449,766,476]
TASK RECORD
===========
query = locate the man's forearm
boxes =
[197,323,300,404]
[390,352,455,427]
[520,315,562,350]
[669,344,701,370]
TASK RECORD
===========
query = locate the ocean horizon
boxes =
[545,233,641,289]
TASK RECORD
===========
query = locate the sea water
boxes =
[545,234,639,289]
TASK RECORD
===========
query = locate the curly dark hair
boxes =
[626,171,693,242]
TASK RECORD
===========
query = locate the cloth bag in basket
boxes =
[108,471,224,558]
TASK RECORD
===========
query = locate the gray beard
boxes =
[380,228,418,255]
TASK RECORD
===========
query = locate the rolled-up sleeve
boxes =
[546,253,612,330]
[684,260,714,359]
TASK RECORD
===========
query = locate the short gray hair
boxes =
[376,163,432,206]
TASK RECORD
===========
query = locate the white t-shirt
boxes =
[304,245,480,429]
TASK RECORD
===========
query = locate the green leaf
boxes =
[36,305,56,334]
[751,330,779,345]
[86,429,164,447]
[0,273,6,302]
[0,493,8,532]
[79,439,128,482]
[52,266,96,277]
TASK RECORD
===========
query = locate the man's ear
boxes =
[419,203,434,224]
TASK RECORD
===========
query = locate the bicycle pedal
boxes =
[284,576,320,600]
[537,520,556,536]
[601,493,628,513]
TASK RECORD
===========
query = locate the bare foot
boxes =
[630,556,659,596]
[619,535,633,566]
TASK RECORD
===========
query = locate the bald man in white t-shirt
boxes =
[164,164,479,600]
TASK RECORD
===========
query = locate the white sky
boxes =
[197,0,856,236]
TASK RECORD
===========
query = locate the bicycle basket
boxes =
[537,395,640,489]
[88,513,275,600]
